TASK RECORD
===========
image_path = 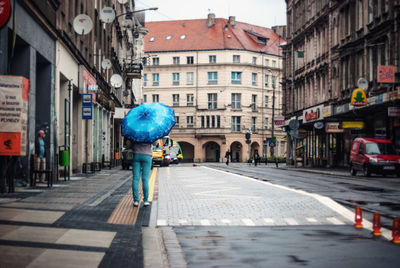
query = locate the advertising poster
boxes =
[0,75,30,156]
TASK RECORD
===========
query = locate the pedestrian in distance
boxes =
[34,130,46,183]
[254,150,260,166]
[225,149,231,165]
[130,140,158,207]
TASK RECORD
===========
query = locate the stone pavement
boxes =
[0,168,150,267]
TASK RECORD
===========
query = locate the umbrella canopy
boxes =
[121,103,176,143]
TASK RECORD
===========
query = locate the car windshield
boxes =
[152,145,162,152]
[365,142,396,155]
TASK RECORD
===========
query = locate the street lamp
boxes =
[267,69,276,159]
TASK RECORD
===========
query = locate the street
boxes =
[0,164,399,267]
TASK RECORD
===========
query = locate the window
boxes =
[231,93,241,109]
[358,0,363,29]
[152,94,159,103]
[173,57,180,64]
[201,116,205,128]
[208,72,218,84]
[152,73,159,86]
[231,72,242,84]
[186,116,194,128]
[175,116,179,127]
[211,116,215,128]
[172,94,179,106]
[187,72,194,85]
[272,76,276,88]
[272,60,276,67]
[280,142,285,156]
[231,116,241,132]
[265,59,269,66]
[252,57,257,65]
[265,75,269,86]
[358,143,364,154]
[251,117,257,133]
[152,57,159,65]
[252,94,257,111]
[206,116,210,128]
[264,117,269,129]
[143,74,147,86]
[173,73,180,85]
[252,73,257,85]
[265,96,269,108]
[233,55,240,63]
[143,95,147,103]
[368,0,374,23]
[187,56,194,64]
[209,55,216,63]
[187,94,194,106]
[208,93,217,110]
[217,115,220,128]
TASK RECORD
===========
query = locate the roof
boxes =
[144,18,286,56]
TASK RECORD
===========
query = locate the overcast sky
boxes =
[135,0,287,28]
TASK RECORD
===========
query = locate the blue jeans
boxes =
[132,154,152,202]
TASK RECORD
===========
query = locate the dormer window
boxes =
[149,37,155,42]
[166,35,172,40]
[180,34,186,40]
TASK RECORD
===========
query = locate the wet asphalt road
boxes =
[205,163,400,229]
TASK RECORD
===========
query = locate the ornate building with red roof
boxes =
[143,14,286,162]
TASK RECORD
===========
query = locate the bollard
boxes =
[391,218,400,244]
[372,212,382,236]
[354,206,363,229]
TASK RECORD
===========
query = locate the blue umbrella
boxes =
[121,103,176,143]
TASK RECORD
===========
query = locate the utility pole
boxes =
[271,73,276,158]
[291,1,297,168]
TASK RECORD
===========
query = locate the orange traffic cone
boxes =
[354,206,363,229]
[391,218,400,244]
[372,212,382,236]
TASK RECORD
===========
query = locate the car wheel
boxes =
[363,165,371,177]
[350,164,357,176]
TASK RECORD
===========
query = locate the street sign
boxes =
[357,78,369,90]
[269,139,277,148]
[82,107,92,120]
[289,119,299,130]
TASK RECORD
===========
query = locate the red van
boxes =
[350,138,400,177]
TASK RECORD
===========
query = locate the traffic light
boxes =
[245,132,251,144]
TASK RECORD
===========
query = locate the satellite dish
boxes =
[101,59,112,70]
[73,14,93,35]
[118,0,129,4]
[110,74,123,88]
[100,7,116,23]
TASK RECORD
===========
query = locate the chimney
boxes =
[207,13,215,27]
[229,16,236,27]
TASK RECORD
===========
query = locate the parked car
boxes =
[350,138,400,177]
[121,140,134,170]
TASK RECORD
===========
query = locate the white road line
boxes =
[200,219,211,226]
[203,166,393,241]
[242,219,255,226]
[284,218,298,225]
[327,217,345,225]
[263,218,275,224]
[178,219,188,225]
[306,217,318,223]
[221,219,231,224]
[157,219,167,226]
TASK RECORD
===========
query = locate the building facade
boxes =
[283,0,400,168]
[143,15,286,162]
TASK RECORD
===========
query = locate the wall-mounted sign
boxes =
[0,0,11,29]
[314,122,324,129]
[377,65,395,83]
[357,78,369,90]
[79,65,97,104]
[341,121,364,129]
[350,88,367,106]
[388,107,400,117]
[303,105,323,123]
[325,122,344,133]
[322,106,332,118]
[82,93,92,120]
[334,104,349,115]
[274,116,285,126]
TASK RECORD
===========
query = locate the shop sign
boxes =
[314,122,324,129]
[334,103,349,115]
[0,75,29,156]
[377,65,395,83]
[325,122,344,133]
[388,107,400,117]
[350,88,367,106]
[79,65,97,103]
[274,116,285,126]
[0,0,11,29]
[303,105,323,123]
[321,106,332,118]
[341,121,364,129]
[388,91,399,101]
[375,93,387,104]
[357,78,369,90]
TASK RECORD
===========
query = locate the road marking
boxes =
[200,219,211,226]
[157,219,167,226]
[242,219,255,226]
[306,217,318,223]
[327,217,345,225]
[284,218,298,225]
[148,168,158,202]
[221,219,231,225]
[263,218,275,224]
[178,219,188,225]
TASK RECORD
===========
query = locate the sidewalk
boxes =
[0,168,150,267]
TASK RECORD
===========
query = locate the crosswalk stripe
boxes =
[200,219,211,225]
[221,219,231,224]
[242,219,255,226]
[263,218,275,224]
[157,219,167,226]
[284,218,298,225]
[178,219,187,224]
[306,217,318,223]
[327,217,345,225]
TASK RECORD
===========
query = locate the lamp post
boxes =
[267,69,276,158]
[114,7,158,21]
